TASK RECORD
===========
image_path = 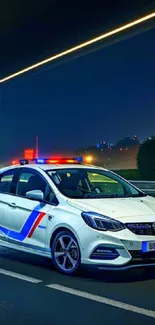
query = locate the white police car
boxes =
[0,157,155,275]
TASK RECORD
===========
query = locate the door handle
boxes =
[9,202,17,208]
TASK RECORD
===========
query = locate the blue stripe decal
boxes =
[38,225,46,229]
[0,205,42,242]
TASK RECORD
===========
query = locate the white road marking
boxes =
[46,283,155,319]
[0,268,42,283]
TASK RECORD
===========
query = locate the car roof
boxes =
[0,163,106,173]
[32,164,105,171]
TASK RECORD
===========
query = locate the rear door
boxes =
[6,167,57,250]
[0,168,19,244]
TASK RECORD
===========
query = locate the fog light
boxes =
[90,246,119,260]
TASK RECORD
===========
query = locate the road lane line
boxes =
[0,268,42,283]
[46,283,155,319]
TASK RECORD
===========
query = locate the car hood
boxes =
[67,196,155,222]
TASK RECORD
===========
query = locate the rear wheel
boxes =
[51,230,81,275]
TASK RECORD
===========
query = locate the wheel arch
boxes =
[50,226,80,249]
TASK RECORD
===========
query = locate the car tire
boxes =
[51,230,81,275]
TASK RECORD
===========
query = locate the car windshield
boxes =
[47,168,146,199]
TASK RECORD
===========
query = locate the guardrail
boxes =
[130,180,155,197]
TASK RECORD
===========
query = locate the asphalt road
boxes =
[0,247,155,325]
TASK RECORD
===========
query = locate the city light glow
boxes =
[12,160,18,165]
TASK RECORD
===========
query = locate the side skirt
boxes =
[0,237,51,258]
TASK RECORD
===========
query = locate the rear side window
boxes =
[0,170,16,193]
[16,170,47,197]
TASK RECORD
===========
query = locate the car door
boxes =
[0,168,19,244]
[6,167,58,251]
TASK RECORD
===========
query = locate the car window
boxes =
[0,169,16,194]
[16,169,58,204]
[87,172,125,196]
[47,168,145,199]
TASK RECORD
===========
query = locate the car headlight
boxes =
[81,211,125,231]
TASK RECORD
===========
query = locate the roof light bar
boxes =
[18,157,83,165]
[35,157,83,164]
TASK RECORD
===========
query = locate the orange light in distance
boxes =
[12,160,18,165]
[85,156,93,163]
[24,148,34,160]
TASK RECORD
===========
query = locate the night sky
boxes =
[1,28,155,160]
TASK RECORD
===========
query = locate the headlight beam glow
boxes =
[1,12,155,83]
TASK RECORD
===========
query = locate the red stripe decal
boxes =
[27,212,46,238]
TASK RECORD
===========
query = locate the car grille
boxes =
[129,250,155,261]
[125,223,155,236]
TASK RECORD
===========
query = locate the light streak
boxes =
[1,12,155,83]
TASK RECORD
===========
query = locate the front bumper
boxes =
[83,259,155,271]
[77,225,155,270]
[83,263,155,271]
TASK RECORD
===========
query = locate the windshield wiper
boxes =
[84,193,147,199]
[128,193,147,198]
[84,193,120,198]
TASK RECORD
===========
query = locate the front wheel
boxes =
[51,230,81,275]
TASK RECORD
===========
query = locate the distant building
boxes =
[116,135,140,148]
[77,135,140,170]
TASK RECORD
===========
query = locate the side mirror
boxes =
[26,190,44,201]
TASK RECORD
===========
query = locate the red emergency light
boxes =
[47,159,76,164]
